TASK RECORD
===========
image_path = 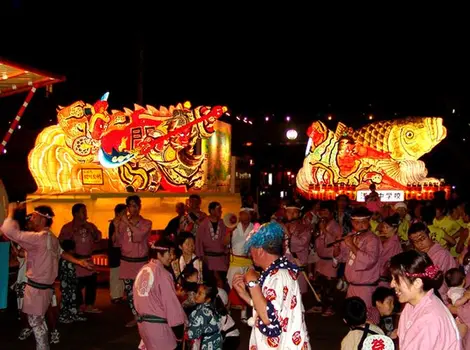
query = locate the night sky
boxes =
[1,6,469,199]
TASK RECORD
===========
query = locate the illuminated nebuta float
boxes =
[27,94,238,234]
[296,117,450,202]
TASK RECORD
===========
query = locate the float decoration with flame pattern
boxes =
[28,93,227,193]
[296,117,449,201]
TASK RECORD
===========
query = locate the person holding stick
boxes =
[0,202,93,350]
[333,206,383,309]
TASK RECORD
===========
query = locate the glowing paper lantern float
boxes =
[296,117,450,201]
[28,95,227,194]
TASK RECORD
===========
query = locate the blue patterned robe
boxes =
[188,303,222,350]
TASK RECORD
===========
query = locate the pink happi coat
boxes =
[314,219,342,279]
[116,217,152,280]
[59,221,101,277]
[196,218,229,272]
[337,230,382,308]
[378,234,402,287]
[427,243,458,303]
[457,299,470,349]
[1,218,61,316]
[285,220,312,294]
[133,259,186,350]
[398,290,461,350]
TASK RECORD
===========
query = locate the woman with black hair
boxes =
[390,250,460,349]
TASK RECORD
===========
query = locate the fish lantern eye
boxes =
[405,130,414,139]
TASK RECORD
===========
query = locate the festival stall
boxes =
[26,95,238,236]
[296,117,450,202]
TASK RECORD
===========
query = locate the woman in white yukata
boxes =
[390,250,461,350]
[232,221,311,349]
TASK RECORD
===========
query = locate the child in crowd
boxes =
[217,287,240,350]
[58,240,87,324]
[368,287,399,338]
[187,283,222,350]
[341,297,384,350]
[445,268,469,306]
[177,265,200,315]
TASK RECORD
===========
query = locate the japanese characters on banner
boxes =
[356,190,404,203]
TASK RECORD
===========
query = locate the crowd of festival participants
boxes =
[2,188,470,350]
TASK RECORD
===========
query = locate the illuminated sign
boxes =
[81,168,104,186]
[28,94,228,194]
[356,190,405,202]
[296,117,447,198]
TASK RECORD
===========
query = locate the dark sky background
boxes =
[1,5,469,199]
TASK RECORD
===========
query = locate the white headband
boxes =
[284,206,303,211]
[34,211,53,219]
[240,207,255,212]
[351,216,371,220]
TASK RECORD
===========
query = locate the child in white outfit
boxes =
[445,268,468,306]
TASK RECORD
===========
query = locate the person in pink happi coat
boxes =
[133,239,186,350]
[59,203,102,313]
[115,195,152,327]
[334,206,383,309]
[311,200,342,316]
[377,214,403,287]
[390,250,461,350]
[408,222,458,303]
[1,203,93,350]
[283,200,311,296]
[196,201,229,284]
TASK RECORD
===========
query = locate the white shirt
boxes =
[447,286,466,305]
[341,323,384,350]
[231,222,253,256]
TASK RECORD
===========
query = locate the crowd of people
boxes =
[2,189,470,349]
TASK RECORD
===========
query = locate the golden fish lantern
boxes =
[296,116,449,201]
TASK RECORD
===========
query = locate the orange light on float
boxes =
[296,117,450,201]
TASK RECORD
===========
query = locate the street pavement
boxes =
[0,286,349,349]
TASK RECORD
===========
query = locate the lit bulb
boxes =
[286,116,291,122]
[3,149,6,154]
[18,125,21,129]
[265,116,269,121]
[327,115,332,120]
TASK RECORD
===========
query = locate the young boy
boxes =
[341,297,384,350]
[368,287,398,337]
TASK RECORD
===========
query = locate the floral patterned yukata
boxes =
[249,256,311,350]
[187,303,222,350]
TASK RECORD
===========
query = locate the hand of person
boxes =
[319,219,327,232]
[112,217,121,227]
[390,329,398,339]
[463,290,470,300]
[8,202,25,217]
[344,235,355,249]
[244,268,260,284]
[232,273,251,303]
[80,259,95,271]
